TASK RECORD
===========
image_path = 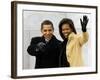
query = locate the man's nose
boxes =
[46,31,50,34]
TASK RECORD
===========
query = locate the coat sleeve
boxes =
[27,38,42,56]
[78,32,89,46]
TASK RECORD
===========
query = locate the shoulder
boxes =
[31,37,41,41]
[53,36,62,44]
[30,36,43,43]
[68,32,77,40]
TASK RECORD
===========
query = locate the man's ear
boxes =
[52,30,54,32]
[41,29,43,33]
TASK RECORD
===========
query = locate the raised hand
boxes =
[80,15,89,32]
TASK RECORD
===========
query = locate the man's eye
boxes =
[44,30,47,32]
[48,30,52,31]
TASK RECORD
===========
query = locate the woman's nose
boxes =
[64,30,68,33]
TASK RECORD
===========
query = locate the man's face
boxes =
[41,24,54,41]
[62,24,72,38]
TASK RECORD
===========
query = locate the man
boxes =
[27,20,61,68]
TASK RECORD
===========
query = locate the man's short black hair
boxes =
[41,20,54,30]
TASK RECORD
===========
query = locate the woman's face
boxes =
[41,24,54,41]
[62,24,72,38]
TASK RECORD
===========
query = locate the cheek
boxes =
[41,31,46,35]
[50,31,53,34]
[67,30,71,33]
[43,32,48,36]
[62,31,65,34]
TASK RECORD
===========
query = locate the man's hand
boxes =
[36,42,46,52]
[80,15,89,32]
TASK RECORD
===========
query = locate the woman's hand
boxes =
[80,15,89,32]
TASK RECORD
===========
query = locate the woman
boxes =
[59,16,89,67]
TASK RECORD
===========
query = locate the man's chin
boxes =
[45,37,52,41]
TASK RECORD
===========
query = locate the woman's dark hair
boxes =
[41,20,54,30]
[59,18,77,39]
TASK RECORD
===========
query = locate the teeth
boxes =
[64,34,68,36]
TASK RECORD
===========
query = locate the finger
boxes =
[83,15,87,19]
[86,18,89,24]
[80,18,83,25]
[85,16,89,24]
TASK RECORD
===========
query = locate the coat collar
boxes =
[68,32,76,41]
[41,35,56,43]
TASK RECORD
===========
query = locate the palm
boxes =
[80,15,89,32]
